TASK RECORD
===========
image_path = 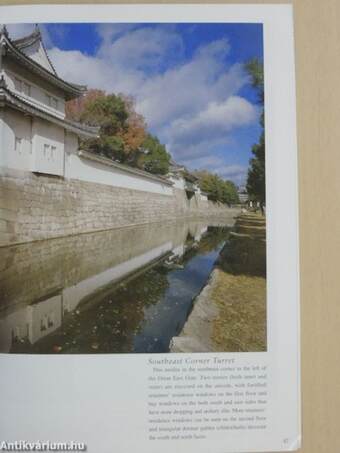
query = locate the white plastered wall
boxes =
[4,68,65,118]
[33,116,65,176]
[67,152,174,196]
[2,108,174,194]
[169,175,185,190]
[1,108,33,170]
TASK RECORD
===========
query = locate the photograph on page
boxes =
[0,21,266,355]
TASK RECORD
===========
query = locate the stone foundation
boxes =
[0,167,240,246]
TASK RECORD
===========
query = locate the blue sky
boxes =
[9,23,263,185]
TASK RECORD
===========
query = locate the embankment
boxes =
[170,214,266,353]
[0,165,240,246]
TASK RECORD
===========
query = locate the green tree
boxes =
[79,93,130,161]
[195,170,239,205]
[244,58,264,104]
[247,133,265,205]
[220,180,239,205]
[136,134,170,175]
[245,58,265,210]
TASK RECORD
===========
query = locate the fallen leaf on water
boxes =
[53,345,62,353]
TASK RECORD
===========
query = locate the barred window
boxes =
[14,77,22,92]
[15,137,22,153]
[23,82,31,96]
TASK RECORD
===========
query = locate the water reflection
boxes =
[0,219,235,353]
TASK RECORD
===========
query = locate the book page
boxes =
[0,4,300,453]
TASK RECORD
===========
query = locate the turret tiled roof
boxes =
[0,25,86,100]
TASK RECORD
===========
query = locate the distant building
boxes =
[168,158,204,200]
[0,25,98,177]
[238,185,248,204]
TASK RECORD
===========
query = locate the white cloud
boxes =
[98,25,184,72]
[167,96,257,150]
[96,23,139,43]
[48,47,148,94]
[218,164,248,183]
[136,41,244,130]
[182,154,225,170]
[180,154,248,186]
[48,32,249,132]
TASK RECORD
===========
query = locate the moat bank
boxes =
[170,214,267,353]
[0,167,240,246]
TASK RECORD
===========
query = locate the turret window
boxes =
[23,82,31,97]
[52,98,58,110]
[15,137,22,154]
[43,144,57,161]
[14,77,31,97]
[45,94,58,110]
[43,144,50,159]
[14,77,22,92]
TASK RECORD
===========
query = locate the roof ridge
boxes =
[11,25,58,76]
[12,25,41,48]
[3,30,87,99]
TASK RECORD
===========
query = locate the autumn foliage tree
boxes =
[116,95,147,156]
[65,89,105,122]
[65,90,171,174]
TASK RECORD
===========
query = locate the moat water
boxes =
[0,219,235,354]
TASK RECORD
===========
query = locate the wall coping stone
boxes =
[78,150,174,187]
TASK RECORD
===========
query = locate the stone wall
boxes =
[0,167,240,246]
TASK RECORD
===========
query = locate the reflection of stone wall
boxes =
[0,168,240,246]
[0,220,216,312]
[0,219,227,352]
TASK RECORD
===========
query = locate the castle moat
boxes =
[0,220,234,353]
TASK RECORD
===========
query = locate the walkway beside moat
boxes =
[170,213,266,353]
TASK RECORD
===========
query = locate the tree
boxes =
[136,134,170,175]
[220,180,240,205]
[244,59,264,104]
[67,91,148,163]
[247,133,265,205]
[116,95,147,157]
[195,171,219,201]
[195,170,239,205]
[66,91,172,176]
[65,89,105,122]
[66,91,129,162]
[245,58,265,211]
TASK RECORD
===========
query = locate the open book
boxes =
[0,4,300,452]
